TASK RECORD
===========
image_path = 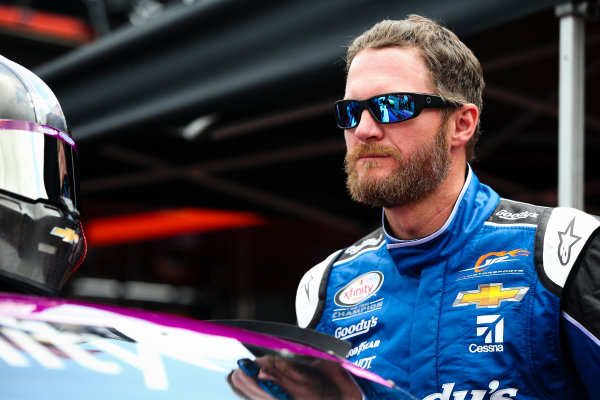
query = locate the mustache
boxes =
[345,143,403,164]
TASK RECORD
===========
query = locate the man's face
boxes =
[229,356,346,400]
[343,47,451,208]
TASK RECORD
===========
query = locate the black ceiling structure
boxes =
[1,0,599,322]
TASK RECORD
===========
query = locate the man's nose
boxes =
[353,109,383,142]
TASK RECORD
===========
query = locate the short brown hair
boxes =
[346,15,484,161]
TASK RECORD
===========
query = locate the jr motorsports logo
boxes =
[470,315,504,353]
[453,283,529,309]
[334,271,383,307]
[457,249,529,280]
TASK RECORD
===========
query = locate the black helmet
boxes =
[0,55,86,296]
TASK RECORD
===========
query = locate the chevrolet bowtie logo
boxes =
[453,283,529,308]
[50,227,79,244]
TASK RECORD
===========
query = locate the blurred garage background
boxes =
[0,0,598,323]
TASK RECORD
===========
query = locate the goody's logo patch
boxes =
[495,209,539,220]
[334,271,384,307]
[334,316,378,340]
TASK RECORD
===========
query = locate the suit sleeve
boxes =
[561,229,600,396]
[295,250,341,329]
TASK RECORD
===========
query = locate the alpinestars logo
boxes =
[557,217,581,265]
[470,315,504,353]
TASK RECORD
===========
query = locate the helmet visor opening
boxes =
[0,119,79,210]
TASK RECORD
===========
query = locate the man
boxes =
[296,15,599,399]
[0,54,86,296]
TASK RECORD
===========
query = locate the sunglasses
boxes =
[237,358,292,400]
[334,92,461,129]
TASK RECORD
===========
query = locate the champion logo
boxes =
[334,271,384,307]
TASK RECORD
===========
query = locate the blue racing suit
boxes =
[296,167,600,399]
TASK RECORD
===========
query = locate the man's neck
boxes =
[384,163,468,240]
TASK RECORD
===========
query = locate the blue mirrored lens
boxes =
[237,359,292,400]
[336,101,361,128]
[370,94,415,123]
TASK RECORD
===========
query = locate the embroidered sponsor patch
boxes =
[334,316,378,340]
[332,298,383,321]
[424,380,518,400]
[470,315,505,353]
[542,208,600,290]
[457,249,528,280]
[334,271,384,307]
[453,283,528,309]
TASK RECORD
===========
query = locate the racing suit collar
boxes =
[383,164,500,274]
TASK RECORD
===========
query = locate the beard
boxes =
[344,124,451,208]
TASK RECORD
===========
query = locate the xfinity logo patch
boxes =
[334,271,384,307]
[470,315,504,353]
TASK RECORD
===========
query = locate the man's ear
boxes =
[449,104,478,147]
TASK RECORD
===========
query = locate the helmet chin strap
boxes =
[70,220,88,276]
[58,196,87,277]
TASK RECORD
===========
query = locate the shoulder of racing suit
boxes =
[295,228,384,329]
[491,198,600,342]
[489,198,599,289]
